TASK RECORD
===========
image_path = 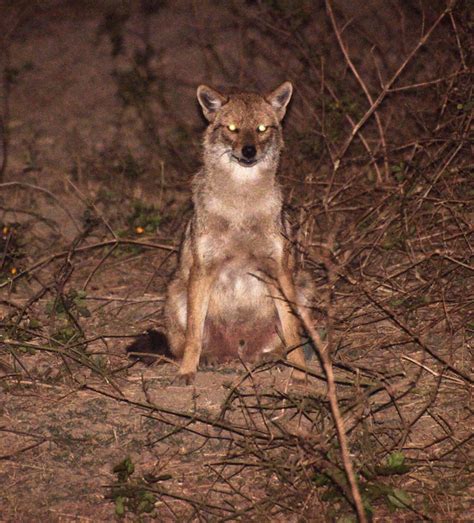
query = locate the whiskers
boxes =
[215,146,233,162]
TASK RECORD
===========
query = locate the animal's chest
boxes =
[197,207,284,266]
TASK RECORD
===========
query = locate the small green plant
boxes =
[126,200,161,234]
[45,289,91,319]
[109,456,168,518]
[313,451,412,518]
[383,451,411,475]
[51,325,79,345]
[3,313,43,351]
[45,289,90,347]
[361,452,413,513]
[391,161,406,182]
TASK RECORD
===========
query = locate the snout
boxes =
[233,144,258,166]
[242,145,256,160]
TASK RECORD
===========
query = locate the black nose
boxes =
[241,145,256,159]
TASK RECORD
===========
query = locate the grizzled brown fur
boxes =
[157,82,313,382]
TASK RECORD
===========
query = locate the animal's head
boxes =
[196,82,293,177]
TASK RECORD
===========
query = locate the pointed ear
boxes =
[197,85,227,122]
[266,81,293,121]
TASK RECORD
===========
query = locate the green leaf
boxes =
[28,319,42,329]
[313,473,331,486]
[113,456,135,481]
[115,496,126,516]
[137,491,156,513]
[387,451,405,469]
[387,488,411,509]
[376,451,410,475]
[52,326,77,344]
[76,305,91,318]
[45,300,65,315]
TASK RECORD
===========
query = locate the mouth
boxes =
[231,155,258,167]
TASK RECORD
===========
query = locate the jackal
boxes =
[130,82,313,381]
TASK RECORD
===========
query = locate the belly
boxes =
[203,265,280,362]
[208,265,276,321]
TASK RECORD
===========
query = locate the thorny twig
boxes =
[331,3,455,174]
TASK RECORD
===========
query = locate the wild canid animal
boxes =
[128,82,313,382]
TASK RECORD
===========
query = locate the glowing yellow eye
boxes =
[228,124,237,132]
[257,124,267,132]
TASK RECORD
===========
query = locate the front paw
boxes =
[177,358,198,385]
[177,368,196,385]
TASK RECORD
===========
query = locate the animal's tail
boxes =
[126,329,175,365]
